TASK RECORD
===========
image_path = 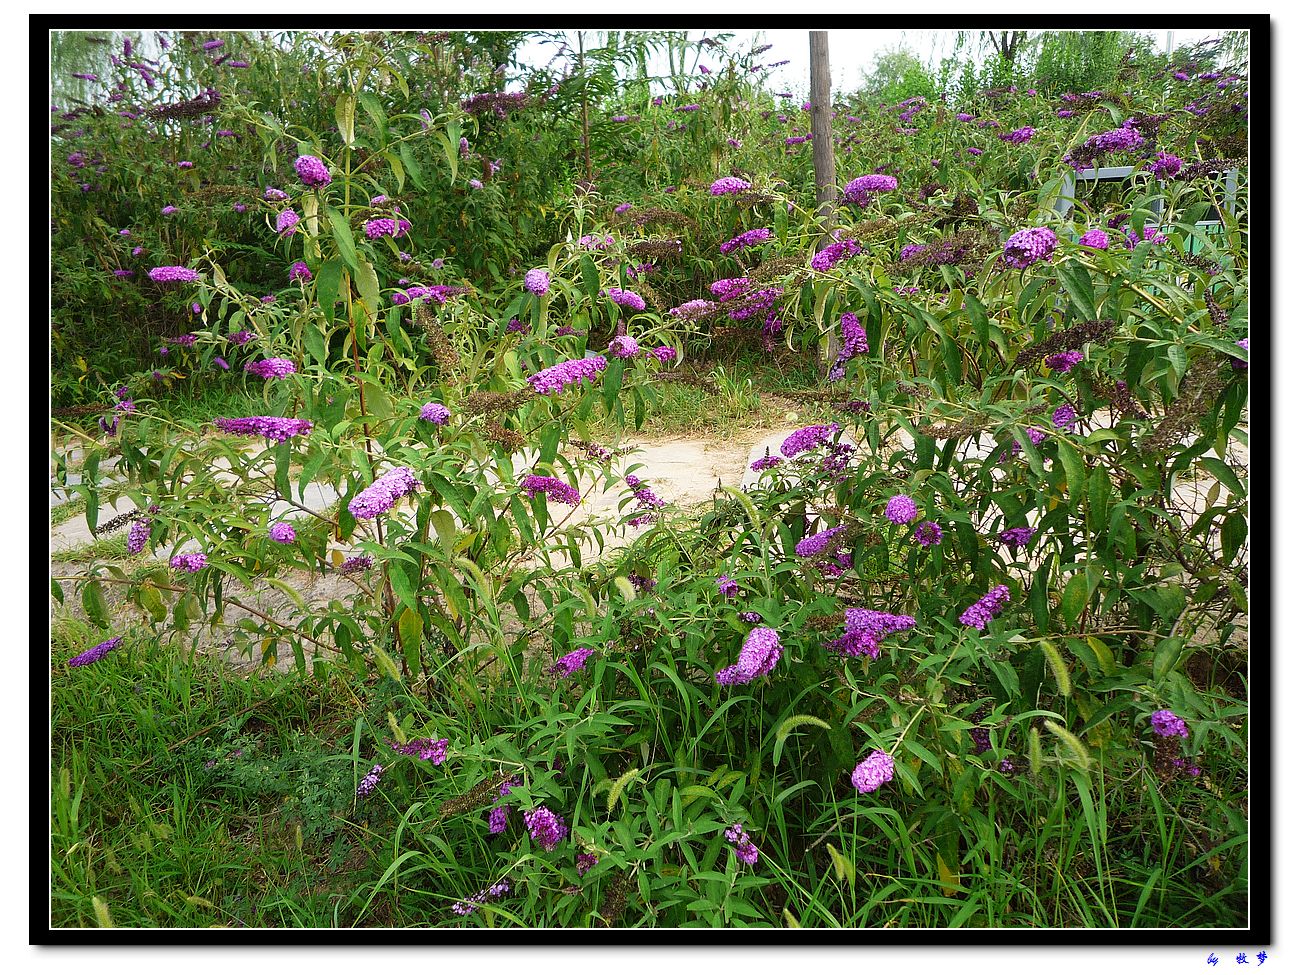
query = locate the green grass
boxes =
[589,347,827,441]
[50,631,385,928]
[49,495,89,528]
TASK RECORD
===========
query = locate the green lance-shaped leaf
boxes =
[1059,572,1090,629]
[773,714,831,767]
[1040,639,1072,698]
[326,207,358,272]
[429,509,458,556]
[82,580,109,628]
[355,259,380,323]
[1043,719,1093,771]
[335,93,356,146]
[398,607,424,663]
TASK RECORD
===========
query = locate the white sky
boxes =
[516,28,1229,98]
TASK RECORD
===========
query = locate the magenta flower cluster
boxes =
[716,575,740,598]
[245,358,297,379]
[669,298,717,319]
[522,474,581,506]
[268,522,296,544]
[1003,227,1058,268]
[708,277,750,302]
[1044,350,1084,372]
[527,356,607,394]
[780,423,839,457]
[851,750,895,794]
[709,176,751,195]
[843,173,898,204]
[829,609,916,659]
[795,525,844,559]
[356,764,384,798]
[1000,527,1036,549]
[276,210,299,236]
[913,521,943,547]
[524,268,550,295]
[127,517,151,555]
[294,154,331,188]
[68,636,122,668]
[724,824,760,866]
[148,266,199,283]
[349,467,420,519]
[1079,229,1110,250]
[625,473,666,526]
[648,345,677,363]
[390,737,449,763]
[810,238,862,271]
[170,553,208,573]
[1147,152,1183,178]
[959,584,1012,630]
[420,402,451,425]
[715,626,783,686]
[451,882,511,917]
[214,416,313,442]
[608,335,640,359]
[1051,404,1078,429]
[750,454,783,472]
[1150,710,1190,738]
[606,287,647,312]
[549,647,595,677]
[720,228,773,254]
[289,260,312,283]
[884,494,918,525]
[523,806,568,851]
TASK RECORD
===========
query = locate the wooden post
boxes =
[578,31,593,183]
[809,31,839,366]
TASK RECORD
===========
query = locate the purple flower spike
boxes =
[68,636,123,668]
[268,522,296,544]
[710,176,751,195]
[527,356,607,395]
[348,467,420,519]
[780,423,839,457]
[148,266,199,283]
[913,521,943,547]
[608,335,640,359]
[715,626,782,686]
[549,647,595,677]
[843,174,898,205]
[524,268,550,295]
[523,806,568,851]
[959,584,1011,630]
[390,737,449,763]
[294,154,332,188]
[1150,710,1190,738]
[884,494,918,525]
[420,402,451,425]
[851,750,895,794]
[1003,227,1058,268]
[521,474,581,506]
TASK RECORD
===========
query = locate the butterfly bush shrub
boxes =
[52,29,1247,926]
